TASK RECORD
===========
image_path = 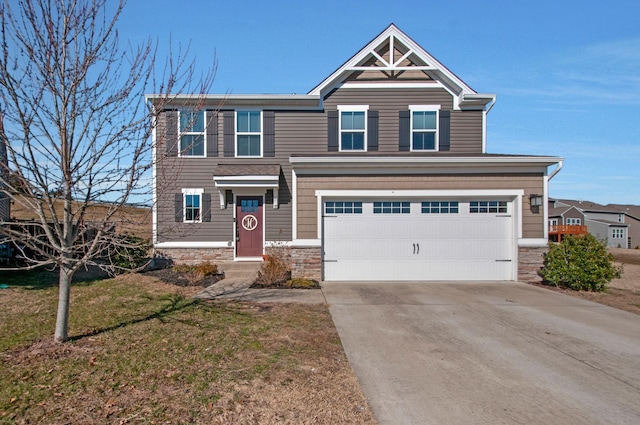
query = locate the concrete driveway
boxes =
[322,281,640,425]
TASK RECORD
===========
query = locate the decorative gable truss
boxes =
[309,24,495,112]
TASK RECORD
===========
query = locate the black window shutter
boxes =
[439,110,451,151]
[174,193,183,222]
[368,110,379,151]
[399,110,410,151]
[206,110,218,157]
[166,110,178,156]
[327,110,339,152]
[202,193,212,222]
[263,111,275,157]
[223,110,235,157]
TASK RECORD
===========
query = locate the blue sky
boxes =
[121,0,640,205]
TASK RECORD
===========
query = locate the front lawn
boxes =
[0,272,375,424]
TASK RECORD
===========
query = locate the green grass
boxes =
[0,273,374,424]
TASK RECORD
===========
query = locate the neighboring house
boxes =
[148,24,562,282]
[0,112,11,262]
[547,204,588,242]
[551,199,630,248]
[607,204,640,249]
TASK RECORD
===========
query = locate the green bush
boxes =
[540,234,622,292]
[111,234,151,271]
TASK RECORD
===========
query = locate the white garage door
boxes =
[323,199,514,281]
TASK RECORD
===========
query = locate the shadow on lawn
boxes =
[0,266,111,290]
[67,293,202,342]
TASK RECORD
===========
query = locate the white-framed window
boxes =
[422,201,459,214]
[179,110,206,157]
[338,105,367,151]
[565,218,582,225]
[373,201,410,214]
[470,201,508,214]
[182,188,204,223]
[236,110,262,157]
[612,228,625,239]
[410,105,439,151]
[325,201,363,214]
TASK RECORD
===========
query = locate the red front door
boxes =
[236,196,263,257]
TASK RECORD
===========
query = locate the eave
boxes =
[145,94,322,110]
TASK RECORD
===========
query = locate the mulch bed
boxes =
[251,280,321,290]
[144,268,224,287]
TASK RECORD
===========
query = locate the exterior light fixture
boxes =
[529,194,543,207]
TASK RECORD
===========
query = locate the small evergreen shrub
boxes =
[540,234,622,292]
[111,234,151,271]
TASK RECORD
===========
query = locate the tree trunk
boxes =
[54,266,74,342]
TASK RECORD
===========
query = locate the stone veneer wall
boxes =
[154,247,234,265]
[289,246,322,281]
[518,246,548,283]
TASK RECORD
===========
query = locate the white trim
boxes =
[181,188,204,223]
[315,189,524,198]
[482,109,487,153]
[518,238,548,248]
[177,110,207,158]
[155,241,232,249]
[340,82,445,90]
[233,193,266,259]
[291,156,563,166]
[337,105,368,152]
[543,175,550,237]
[151,105,158,246]
[265,239,322,248]
[235,110,263,158]
[215,175,278,182]
[409,105,440,152]
[292,168,298,240]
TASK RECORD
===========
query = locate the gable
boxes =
[308,24,495,111]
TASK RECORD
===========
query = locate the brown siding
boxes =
[155,110,295,244]
[323,88,483,153]
[296,174,545,239]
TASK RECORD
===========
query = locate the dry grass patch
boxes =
[0,273,376,424]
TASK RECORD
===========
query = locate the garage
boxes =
[322,198,515,281]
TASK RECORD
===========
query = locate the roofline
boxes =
[290,155,563,166]
[307,23,477,98]
[144,94,322,109]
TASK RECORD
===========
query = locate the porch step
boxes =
[216,260,263,280]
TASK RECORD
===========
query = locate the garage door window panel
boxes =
[325,201,363,214]
[422,201,459,214]
[373,201,410,214]
[470,201,508,214]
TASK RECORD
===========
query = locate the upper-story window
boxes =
[339,105,367,151]
[410,105,439,151]
[236,110,262,157]
[179,110,205,156]
[566,218,581,225]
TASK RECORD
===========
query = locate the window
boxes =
[339,106,367,151]
[236,111,262,156]
[470,201,508,214]
[182,189,204,223]
[410,106,439,151]
[422,201,459,214]
[373,201,410,214]
[566,218,581,225]
[325,201,363,214]
[179,110,205,156]
[612,228,625,239]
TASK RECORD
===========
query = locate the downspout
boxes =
[543,159,564,243]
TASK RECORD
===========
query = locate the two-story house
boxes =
[148,24,562,282]
[550,199,630,248]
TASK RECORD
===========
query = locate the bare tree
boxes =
[0,0,215,342]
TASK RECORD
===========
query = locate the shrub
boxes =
[172,262,219,286]
[256,253,290,286]
[540,234,622,292]
[110,234,151,271]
